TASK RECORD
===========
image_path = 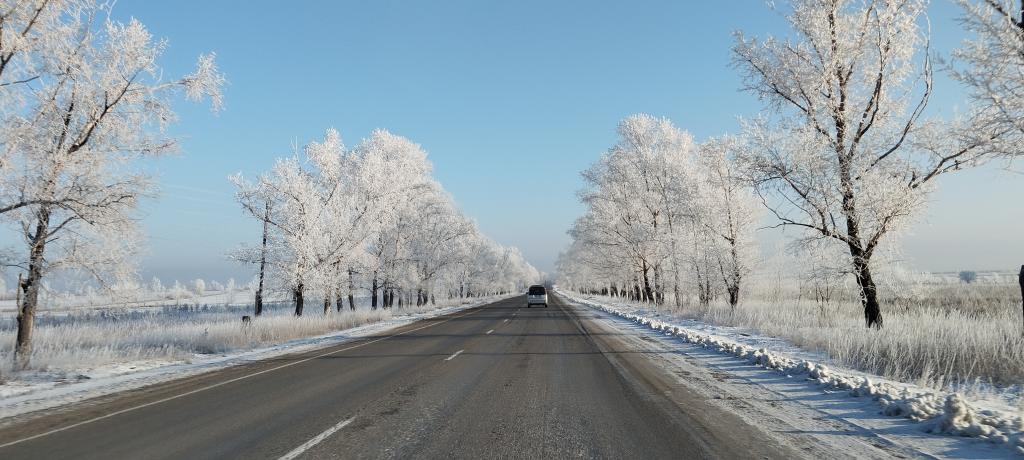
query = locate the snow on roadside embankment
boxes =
[0,295,510,421]
[558,290,1024,456]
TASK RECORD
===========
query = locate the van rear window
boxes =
[528,286,546,295]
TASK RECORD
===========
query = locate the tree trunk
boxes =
[728,243,742,309]
[653,265,664,305]
[851,254,882,328]
[254,290,264,317]
[336,288,344,312]
[371,273,379,310]
[641,262,654,303]
[323,295,331,315]
[1017,265,1023,334]
[293,282,304,316]
[15,207,51,369]
[347,269,356,311]
[727,284,739,310]
[254,201,271,317]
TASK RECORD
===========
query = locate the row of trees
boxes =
[556,116,760,311]
[232,128,540,316]
[0,0,225,368]
[559,0,1023,328]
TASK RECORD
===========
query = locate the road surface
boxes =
[0,294,805,459]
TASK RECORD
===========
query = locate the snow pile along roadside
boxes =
[560,291,1024,455]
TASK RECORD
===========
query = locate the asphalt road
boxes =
[0,293,801,459]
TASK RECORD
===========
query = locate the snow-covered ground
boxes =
[559,289,1024,458]
[0,294,510,421]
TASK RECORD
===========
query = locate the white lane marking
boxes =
[0,306,483,450]
[277,417,354,460]
[444,350,465,361]
[486,329,494,335]
[503,319,509,323]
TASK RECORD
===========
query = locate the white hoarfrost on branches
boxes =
[0,0,225,368]
[232,128,539,316]
[950,0,1024,159]
[731,0,1006,328]
[557,114,760,311]
[695,137,762,309]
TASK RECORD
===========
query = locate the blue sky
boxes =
[100,0,1022,282]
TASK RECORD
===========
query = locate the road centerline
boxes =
[444,350,465,361]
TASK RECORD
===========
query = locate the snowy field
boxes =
[559,286,1024,456]
[0,288,512,418]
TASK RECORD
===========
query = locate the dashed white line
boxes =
[278,417,354,460]
[444,349,465,361]
[503,319,509,323]
[486,329,494,335]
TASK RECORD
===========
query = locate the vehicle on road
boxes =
[526,285,548,308]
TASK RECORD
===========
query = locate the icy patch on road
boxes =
[560,291,1024,456]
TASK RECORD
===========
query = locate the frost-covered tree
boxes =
[695,137,761,309]
[571,114,696,305]
[558,115,763,311]
[230,180,274,316]
[732,0,999,327]
[2,4,223,367]
[951,0,1024,158]
[233,127,538,315]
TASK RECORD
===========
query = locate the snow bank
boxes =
[560,291,1024,455]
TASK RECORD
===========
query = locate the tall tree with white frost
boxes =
[695,137,761,309]
[733,0,999,328]
[571,115,695,305]
[229,178,275,316]
[1,4,224,367]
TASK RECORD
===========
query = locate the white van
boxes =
[526,285,548,308]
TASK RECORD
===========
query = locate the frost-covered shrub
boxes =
[193,279,206,294]
[150,277,164,293]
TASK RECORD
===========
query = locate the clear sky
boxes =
[95,0,1021,283]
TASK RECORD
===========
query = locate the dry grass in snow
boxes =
[0,297,491,379]
[567,272,1024,395]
